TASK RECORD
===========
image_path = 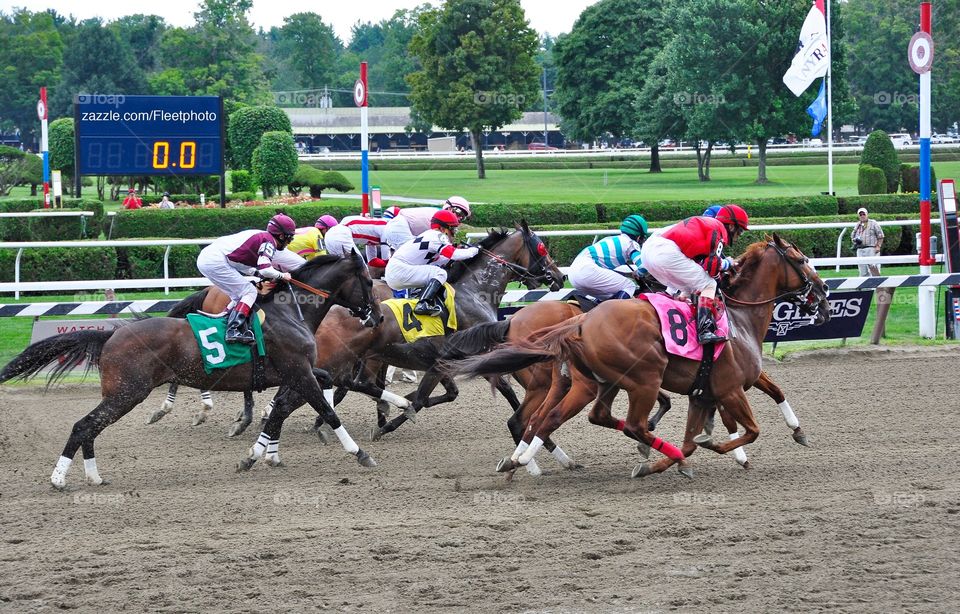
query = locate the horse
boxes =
[149,279,399,436]
[255,222,566,456]
[446,234,830,479]
[0,252,382,489]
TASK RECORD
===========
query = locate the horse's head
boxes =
[734,234,829,324]
[503,219,565,291]
[293,251,382,328]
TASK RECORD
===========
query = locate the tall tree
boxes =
[407,0,539,179]
[109,14,168,75]
[274,13,341,93]
[0,10,64,146]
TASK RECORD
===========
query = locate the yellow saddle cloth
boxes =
[383,284,458,342]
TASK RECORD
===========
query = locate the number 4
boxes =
[401,304,424,332]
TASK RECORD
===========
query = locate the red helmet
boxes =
[267,213,296,239]
[430,209,460,230]
[715,204,749,231]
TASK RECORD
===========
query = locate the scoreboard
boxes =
[74,95,224,176]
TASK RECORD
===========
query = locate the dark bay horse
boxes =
[448,234,830,478]
[259,222,566,450]
[0,252,381,489]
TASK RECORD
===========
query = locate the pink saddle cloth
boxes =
[636,293,727,361]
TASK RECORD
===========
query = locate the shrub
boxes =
[230,169,257,193]
[48,118,75,180]
[0,198,104,241]
[252,131,298,197]
[860,130,900,192]
[288,165,354,197]
[227,106,292,170]
[0,145,30,195]
[858,165,887,195]
[154,175,221,196]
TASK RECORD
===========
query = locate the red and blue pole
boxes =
[359,62,370,216]
[919,2,933,267]
[39,87,50,209]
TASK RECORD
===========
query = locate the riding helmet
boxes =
[430,209,461,230]
[619,214,649,241]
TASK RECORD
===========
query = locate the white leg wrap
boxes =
[511,440,529,463]
[551,446,575,469]
[263,399,275,420]
[200,390,213,409]
[264,439,281,465]
[729,432,748,466]
[250,432,270,459]
[778,401,800,429]
[83,457,103,485]
[323,388,335,410]
[333,426,360,455]
[518,436,545,465]
[52,455,72,488]
[524,458,543,476]
[385,365,397,384]
[379,389,410,408]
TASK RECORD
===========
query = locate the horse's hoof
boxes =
[192,413,207,427]
[264,457,284,468]
[402,407,417,423]
[631,462,653,479]
[741,460,751,470]
[678,461,694,479]
[236,457,256,472]
[226,423,246,438]
[693,433,714,449]
[646,420,658,432]
[145,410,167,425]
[51,481,66,491]
[356,450,377,468]
[637,442,651,459]
[568,463,585,471]
[369,426,383,442]
[496,457,518,473]
[86,476,110,486]
[316,429,330,445]
[792,428,809,447]
[704,419,715,436]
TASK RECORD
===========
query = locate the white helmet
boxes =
[442,196,471,221]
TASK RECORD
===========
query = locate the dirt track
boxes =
[1,347,959,612]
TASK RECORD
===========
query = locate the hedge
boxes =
[0,198,105,241]
[858,164,887,195]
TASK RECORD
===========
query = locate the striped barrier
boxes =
[2,273,959,317]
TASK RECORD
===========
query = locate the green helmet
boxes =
[620,214,649,241]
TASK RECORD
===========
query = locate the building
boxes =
[284,107,563,152]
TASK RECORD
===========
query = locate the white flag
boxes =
[783,1,829,97]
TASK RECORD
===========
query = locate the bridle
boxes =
[287,258,379,327]
[479,228,558,288]
[724,241,823,315]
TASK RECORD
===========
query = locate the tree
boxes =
[861,129,900,192]
[634,47,688,173]
[227,105,292,170]
[48,117,74,191]
[252,131,298,197]
[0,10,64,146]
[274,13,341,92]
[407,0,540,179]
[109,14,168,75]
[0,145,30,196]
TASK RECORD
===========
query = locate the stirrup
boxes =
[697,330,727,344]
[226,326,255,345]
[413,300,441,316]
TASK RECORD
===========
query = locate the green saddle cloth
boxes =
[186,312,266,374]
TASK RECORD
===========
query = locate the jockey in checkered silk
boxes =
[569,214,649,301]
[382,196,473,250]
[640,204,750,344]
[286,215,339,260]
[197,213,305,344]
[384,209,479,316]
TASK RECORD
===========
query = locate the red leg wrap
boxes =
[651,437,685,461]
[615,419,626,431]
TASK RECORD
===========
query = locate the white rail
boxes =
[0,211,95,218]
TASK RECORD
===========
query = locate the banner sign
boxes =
[764,290,873,342]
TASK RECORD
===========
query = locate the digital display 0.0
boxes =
[75,95,224,176]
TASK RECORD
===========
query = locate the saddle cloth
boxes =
[636,293,727,361]
[186,311,266,374]
[383,284,458,343]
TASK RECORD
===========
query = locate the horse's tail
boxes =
[165,288,210,319]
[439,319,511,361]
[444,316,586,378]
[0,330,115,387]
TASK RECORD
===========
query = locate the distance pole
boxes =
[918,2,935,337]
[38,87,50,208]
[358,62,370,216]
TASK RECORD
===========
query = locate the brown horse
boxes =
[0,253,382,489]
[448,234,829,478]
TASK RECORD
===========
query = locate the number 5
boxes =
[199,327,226,364]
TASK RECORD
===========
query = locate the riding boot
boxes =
[226,307,256,345]
[609,290,632,300]
[696,298,727,345]
[413,279,444,316]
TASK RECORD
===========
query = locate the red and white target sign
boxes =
[354,79,367,107]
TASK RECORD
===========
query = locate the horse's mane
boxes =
[293,254,343,278]
[722,238,771,296]
[446,228,510,284]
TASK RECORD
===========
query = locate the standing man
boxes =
[852,207,884,276]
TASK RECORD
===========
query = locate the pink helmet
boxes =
[443,196,471,220]
[382,206,402,220]
[267,213,296,239]
[315,214,338,230]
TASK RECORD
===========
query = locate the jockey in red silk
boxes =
[384,209,479,316]
[197,213,305,344]
[640,204,749,344]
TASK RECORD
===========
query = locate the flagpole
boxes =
[826,0,834,195]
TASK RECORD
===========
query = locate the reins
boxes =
[288,278,331,298]
[723,241,815,307]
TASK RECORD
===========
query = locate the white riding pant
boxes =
[568,254,636,299]
[640,235,717,298]
[383,218,414,251]
[197,250,258,308]
[385,260,447,290]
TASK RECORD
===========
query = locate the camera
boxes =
[853,238,863,248]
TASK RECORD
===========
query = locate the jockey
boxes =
[385,209,479,316]
[382,197,472,251]
[340,214,390,266]
[640,204,749,344]
[568,214,649,300]
[286,215,339,260]
[197,213,305,344]
[703,204,723,218]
